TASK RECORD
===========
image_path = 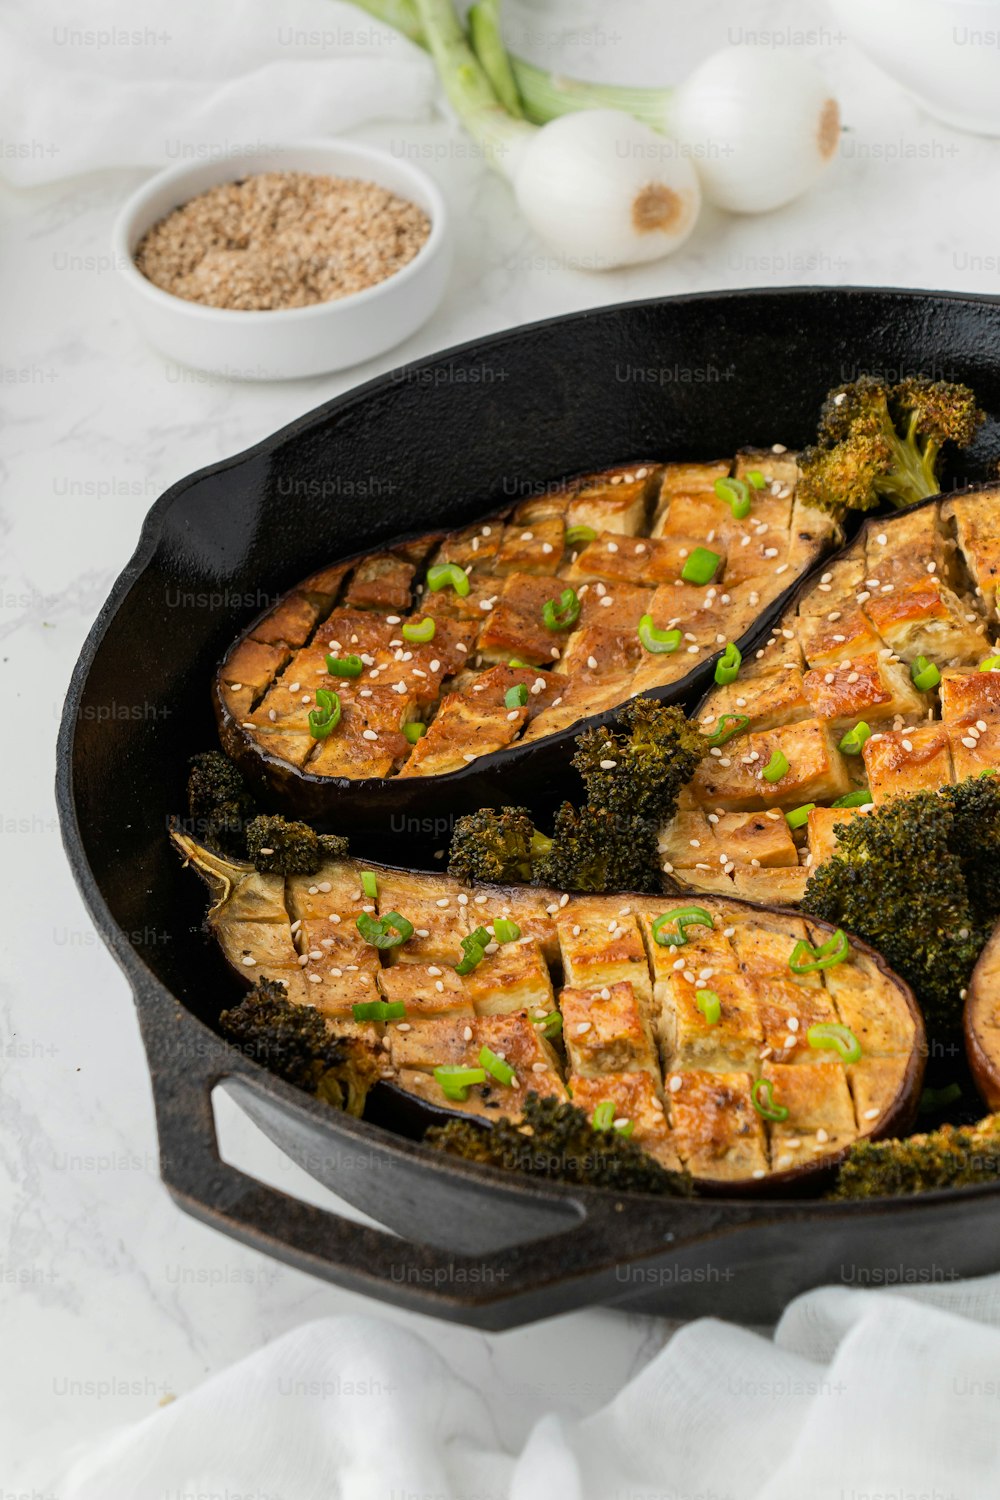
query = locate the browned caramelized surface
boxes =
[669,488,1000,904]
[185,841,919,1186]
[217,455,835,781]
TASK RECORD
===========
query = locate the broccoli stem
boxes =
[878,409,942,508]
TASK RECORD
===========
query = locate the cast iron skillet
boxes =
[57,288,1000,1331]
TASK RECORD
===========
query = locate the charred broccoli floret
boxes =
[798,375,983,515]
[534,802,660,894]
[831,1114,1000,1199]
[219,978,377,1113]
[571,699,707,825]
[426,1092,691,1196]
[447,699,706,894]
[187,751,257,857]
[245,814,349,875]
[447,805,552,886]
[802,778,1000,1034]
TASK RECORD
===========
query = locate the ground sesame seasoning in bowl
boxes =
[134,172,432,312]
[112,142,452,379]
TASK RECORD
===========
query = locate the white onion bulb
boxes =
[668,49,841,214]
[513,109,701,270]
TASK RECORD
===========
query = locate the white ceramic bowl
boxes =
[829,0,1000,136]
[112,141,452,380]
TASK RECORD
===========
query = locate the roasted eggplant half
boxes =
[214,456,837,825]
[172,831,924,1194]
[664,484,1000,905]
[965,922,1000,1109]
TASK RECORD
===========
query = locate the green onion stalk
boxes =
[349,0,843,215]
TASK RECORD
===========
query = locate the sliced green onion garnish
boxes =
[325,653,363,678]
[789,928,850,974]
[714,476,752,520]
[542,587,580,631]
[785,803,815,830]
[638,614,681,654]
[433,1064,487,1101]
[747,469,766,490]
[696,989,721,1025]
[911,655,941,692]
[806,1021,862,1064]
[356,910,413,950]
[351,999,407,1022]
[980,655,1000,672]
[565,524,596,546]
[455,925,491,976]
[651,906,714,948]
[507,656,532,668]
[714,641,742,686]
[361,871,378,900]
[493,918,521,944]
[537,1010,562,1038]
[704,713,750,747]
[479,1044,515,1086]
[403,722,426,744]
[615,1119,635,1138]
[426,562,470,597]
[504,684,528,709]
[831,789,874,808]
[681,546,721,586]
[838,721,871,756]
[402,617,436,643]
[752,1078,789,1123]
[308,688,341,739]
[762,748,789,783]
[591,1100,615,1131]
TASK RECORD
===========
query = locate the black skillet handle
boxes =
[144,997,746,1330]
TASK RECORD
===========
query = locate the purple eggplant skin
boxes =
[965,922,1000,1111]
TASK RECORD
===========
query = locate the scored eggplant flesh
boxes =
[664,485,1000,906]
[215,455,837,793]
[172,831,923,1192]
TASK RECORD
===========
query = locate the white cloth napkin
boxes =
[0,0,436,186]
[51,1278,1000,1497]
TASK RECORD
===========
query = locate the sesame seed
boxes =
[863,1108,880,1121]
[362,729,378,741]
[307,973,322,984]
[575,1021,592,1035]
[668,1075,682,1093]
[606,541,619,553]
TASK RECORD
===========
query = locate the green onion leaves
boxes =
[789,928,849,973]
[403,722,426,744]
[652,906,714,948]
[638,614,682,654]
[714,641,742,686]
[427,562,470,597]
[308,688,341,739]
[911,655,941,693]
[714,476,752,520]
[838,721,871,755]
[434,1064,487,1101]
[542,587,580,631]
[762,748,789,783]
[352,999,406,1022]
[806,1021,862,1064]
[493,918,521,944]
[356,911,414,949]
[681,546,721,586]
[504,684,529,709]
[402,617,436,643]
[565,524,596,546]
[455,925,492,975]
[696,989,721,1025]
[752,1078,789,1123]
[785,803,815,830]
[479,1045,515,1086]
[704,713,750,747]
[325,654,363,678]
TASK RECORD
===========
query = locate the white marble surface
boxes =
[6,0,1000,1486]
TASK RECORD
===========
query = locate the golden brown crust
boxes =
[216,456,834,788]
[672,486,1000,902]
